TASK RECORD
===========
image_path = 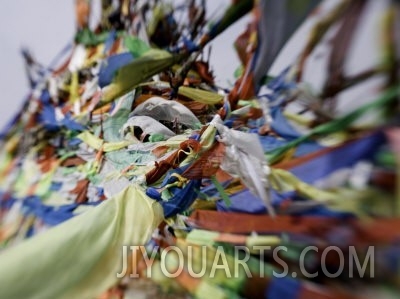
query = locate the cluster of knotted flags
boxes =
[0,0,399,298]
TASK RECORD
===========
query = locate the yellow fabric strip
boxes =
[137,81,223,105]
[270,168,338,201]
[69,71,80,103]
[195,281,231,299]
[77,131,104,150]
[0,185,163,299]
[77,131,134,152]
[101,49,183,104]
[270,168,394,219]
[178,86,223,105]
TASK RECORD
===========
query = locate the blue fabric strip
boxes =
[266,277,301,299]
[290,132,385,184]
[216,189,267,214]
[160,179,202,218]
[146,166,202,217]
[38,105,85,132]
[270,107,302,140]
[21,197,101,226]
[103,30,117,55]
[99,53,134,88]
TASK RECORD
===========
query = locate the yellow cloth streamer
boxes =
[0,185,163,299]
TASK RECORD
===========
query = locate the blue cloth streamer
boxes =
[99,53,134,88]
[291,132,385,184]
[266,277,301,299]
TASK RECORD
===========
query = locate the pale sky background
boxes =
[0,0,249,129]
